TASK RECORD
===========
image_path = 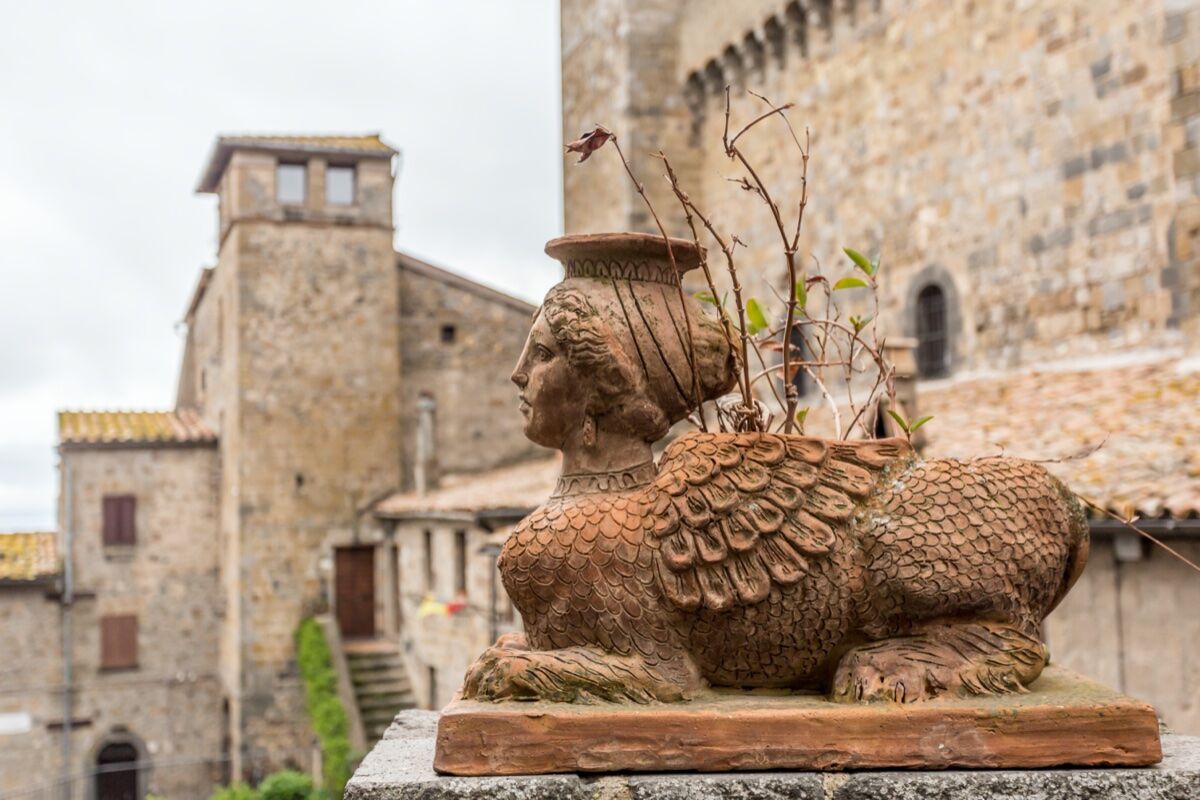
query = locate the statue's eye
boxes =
[535,345,553,361]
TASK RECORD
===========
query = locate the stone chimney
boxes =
[414,393,439,496]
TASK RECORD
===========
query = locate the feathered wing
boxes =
[648,432,911,612]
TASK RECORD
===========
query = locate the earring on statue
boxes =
[582,414,597,448]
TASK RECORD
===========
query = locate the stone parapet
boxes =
[347,710,1200,800]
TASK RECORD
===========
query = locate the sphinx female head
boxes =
[510,234,737,456]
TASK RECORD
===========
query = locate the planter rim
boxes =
[545,232,704,273]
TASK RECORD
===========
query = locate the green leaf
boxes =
[871,255,882,276]
[908,415,934,432]
[886,409,910,433]
[794,408,809,430]
[850,314,874,333]
[833,276,868,291]
[746,298,768,334]
[794,278,807,310]
[694,291,718,305]
[844,247,873,276]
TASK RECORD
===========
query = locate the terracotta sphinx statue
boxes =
[462,232,1090,706]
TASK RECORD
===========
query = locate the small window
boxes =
[440,324,456,344]
[427,665,438,709]
[326,165,356,205]
[423,529,435,592]
[102,495,136,546]
[454,530,467,594]
[100,615,138,670]
[916,284,949,378]
[277,162,307,205]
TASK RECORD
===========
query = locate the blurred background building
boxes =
[1,1,1199,798]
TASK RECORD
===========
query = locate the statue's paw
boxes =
[831,645,949,704]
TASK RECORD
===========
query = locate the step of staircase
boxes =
[344,640,418,743]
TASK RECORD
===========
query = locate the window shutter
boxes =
[102,495,136,546]
[102,497,118,545]
[100,615,138,669]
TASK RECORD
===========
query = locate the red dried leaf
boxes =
[565,127,612,163]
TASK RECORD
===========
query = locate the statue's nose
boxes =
[511,368,528,388]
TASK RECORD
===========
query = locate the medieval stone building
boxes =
[0,134,543,798]
[559,0,1200,733]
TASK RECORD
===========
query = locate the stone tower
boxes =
[189,135,402,777]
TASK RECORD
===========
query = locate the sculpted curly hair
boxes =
[542,283,736,442]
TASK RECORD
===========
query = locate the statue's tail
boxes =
[1047,478,1090,615]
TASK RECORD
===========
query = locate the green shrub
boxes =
[257,770,316,800]
[208,783,258,800]
[295,618,352,797]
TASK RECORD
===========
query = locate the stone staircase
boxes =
[345,644,418,742]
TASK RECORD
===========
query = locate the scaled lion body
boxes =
[464,431,1089,704]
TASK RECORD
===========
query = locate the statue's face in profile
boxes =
[510,311,585,449]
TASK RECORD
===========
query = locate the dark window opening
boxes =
[100,615,138,670]
[102,495,136,546]
[454,530,467,594]
[96,741,139,800]
[428,665,438,710]
[916,284,949,378]
[423,529,435,592]
[440,324,457,344]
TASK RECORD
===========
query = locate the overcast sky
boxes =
[0,1,564,530]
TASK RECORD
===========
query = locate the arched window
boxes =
[96,741,140,800]
[915,284,948,378]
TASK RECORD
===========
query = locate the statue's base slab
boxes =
[432,667,1160,776]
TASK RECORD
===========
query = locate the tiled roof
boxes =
[197,133,397,192]
[375,456,561,517]
[0,532,58,583]
[917,355,1200,519]
[58,409,217,449]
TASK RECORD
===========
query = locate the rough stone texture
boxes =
[560,0,1197,369]
[0,445,226,798]
[348,710,1200,800]
[397,254,546,484]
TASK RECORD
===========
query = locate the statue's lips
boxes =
[518,396,531,415]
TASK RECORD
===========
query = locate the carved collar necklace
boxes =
[552,459,657,498]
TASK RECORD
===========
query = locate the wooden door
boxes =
[336,546,376,638]
[96,743,139,800]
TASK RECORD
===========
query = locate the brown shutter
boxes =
[102,496,118,545]
[100,615,138,669]
[102,495,136,546]
[120,496,136,545]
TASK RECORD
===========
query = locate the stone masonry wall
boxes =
[563,0,1196,371]
[392,521,520,711]
[228,217,402,779]
[0,588,63,798]
[397,262,546,485]
[55,445,224,798]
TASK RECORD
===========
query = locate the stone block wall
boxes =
[562,0,1197,372]
[391,520,520,710]
[397,259,547,485]
[0,588,62,798]
[54,445,224,798]
[226,217,402,778]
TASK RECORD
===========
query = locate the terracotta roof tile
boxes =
[915,356,1200,519]
[376,456,561,517]
[0,532,58,583]
[58,409,217,448]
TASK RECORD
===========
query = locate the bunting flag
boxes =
[417,593,468,618]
